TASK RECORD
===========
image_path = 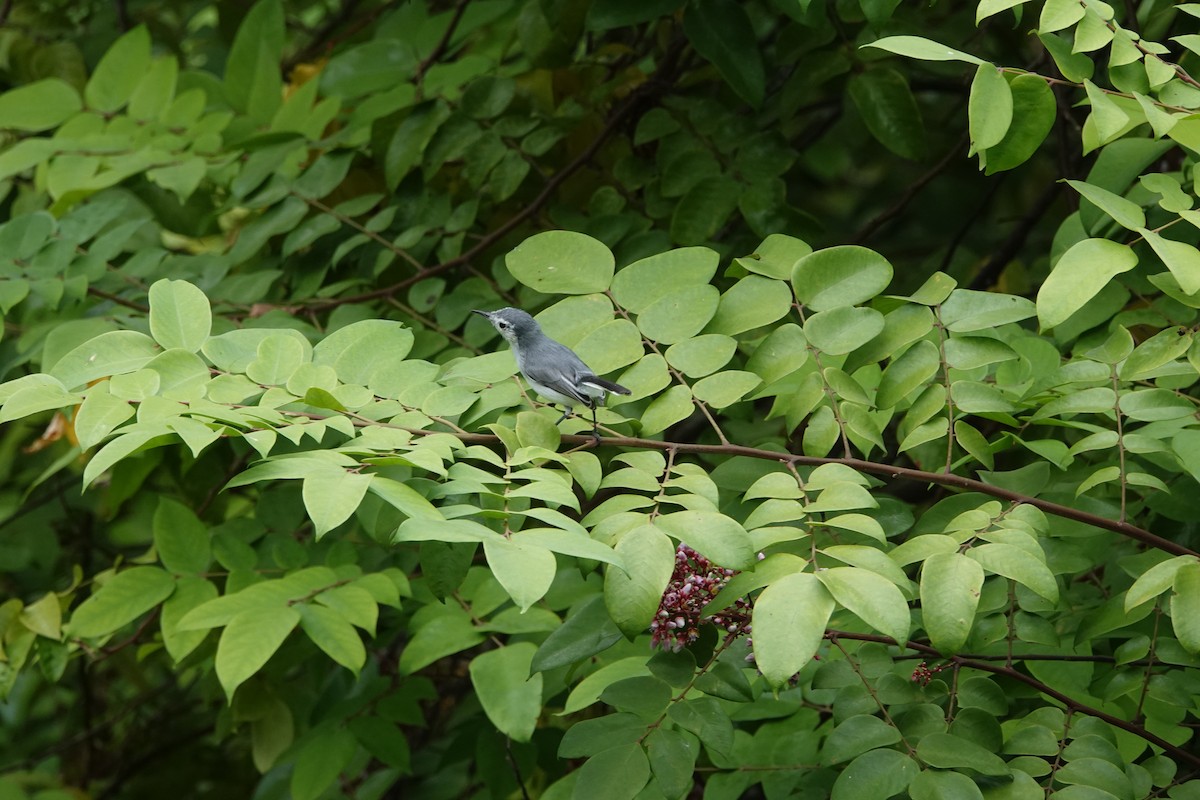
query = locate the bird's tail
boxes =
[584,376,631,395]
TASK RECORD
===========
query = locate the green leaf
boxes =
[224,0,284,121]
[877,340,940,408]
[803,307,885,355]
[667,696,733,756]
[656,511,754,569]
[863,35,985,65]
[384,101,449,189]
[1036,239,1137,329]
[572,318,644,376]
[398,611,484,674]
[822,715,902,765]
[691,370,761,408]
[640,385,694,436]
[149,279,212,353]
[645,729,697,800]
[154,497,211,574]
[315,585,378,635]
[216,605,300,700]
[85,26,151,112]
[706,275,792,335]
[0,79,82,131]
[752,572,834,688]
[1038,33,1094,82]
[302,470,374,539]
[73,382,134,450]
[611,247,720,313]
[817,567,910,644]
[245,334,306,386]
[1066,181,1146,231]
[1120,327,1193,380]
[916,732,1008,775]
[0,377,79,424]
[940,290,1035,332]
[909,769,986,800]
[203,329,312,373]
[848,68,925,160]
[968,543,1058,602]
[484,537,557,612]
[969,64,1012,152]
[348,717,409,770]
[735,234,812,280]
[670,176,741,244]
[532,595,622,672]
[921,552,984,653]
[1040,0,1085,30]
[681,0,764,107]
[297,603,365,673]
[395,518,505,544]
[469,642,543,742]
[604,524,675,637]
[665,334,737,378]
[1083,80,1130,144]
[290,726,356,800]
[161,576,218,662]
[369,476,444,521]
[67,567,176,638]
[515,528,624,569]
[82,431,169,488]
[984,75,1056,174]
[1140,228,1200,295]
[793,246,893,311]
[313,319,413,386]
[1128,556,1198,611]
[830,749,918,800]
[50,331,161,391]
[636,284,720,344]
[1173,563,1200,653]
[977,0,1034,22]
[506,231,614,294]
[128,55,178,121]
[572,743,651,800]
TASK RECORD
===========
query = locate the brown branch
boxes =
[826,630,1200,769]
[390,428,1192,557]
[224,395,1191,558]
[853,134,968,244]
[87,286,149,313]
[413,0,472,86]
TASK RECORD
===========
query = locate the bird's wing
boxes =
[582,376,630,395]
[520,343,595,406]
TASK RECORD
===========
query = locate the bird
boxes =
[472,307,631,439]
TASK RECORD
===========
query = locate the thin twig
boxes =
[826,629,1200,769]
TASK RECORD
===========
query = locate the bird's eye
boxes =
[497,321,509,329]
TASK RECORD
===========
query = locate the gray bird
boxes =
[473,307,631,439]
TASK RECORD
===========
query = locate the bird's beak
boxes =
[471,309,492,319]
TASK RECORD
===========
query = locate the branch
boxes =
[853,135,967,244]
[413,0,472,87]
[393,427,1194,557]
[826,629,1200,769]
[231,397,1190,558]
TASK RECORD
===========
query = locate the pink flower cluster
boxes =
[650,544,752,651]
[911,660,949,686]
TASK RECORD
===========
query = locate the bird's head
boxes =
[472,307,540,345]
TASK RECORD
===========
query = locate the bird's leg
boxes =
[553,406,570,425]
[590,405,601,443]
